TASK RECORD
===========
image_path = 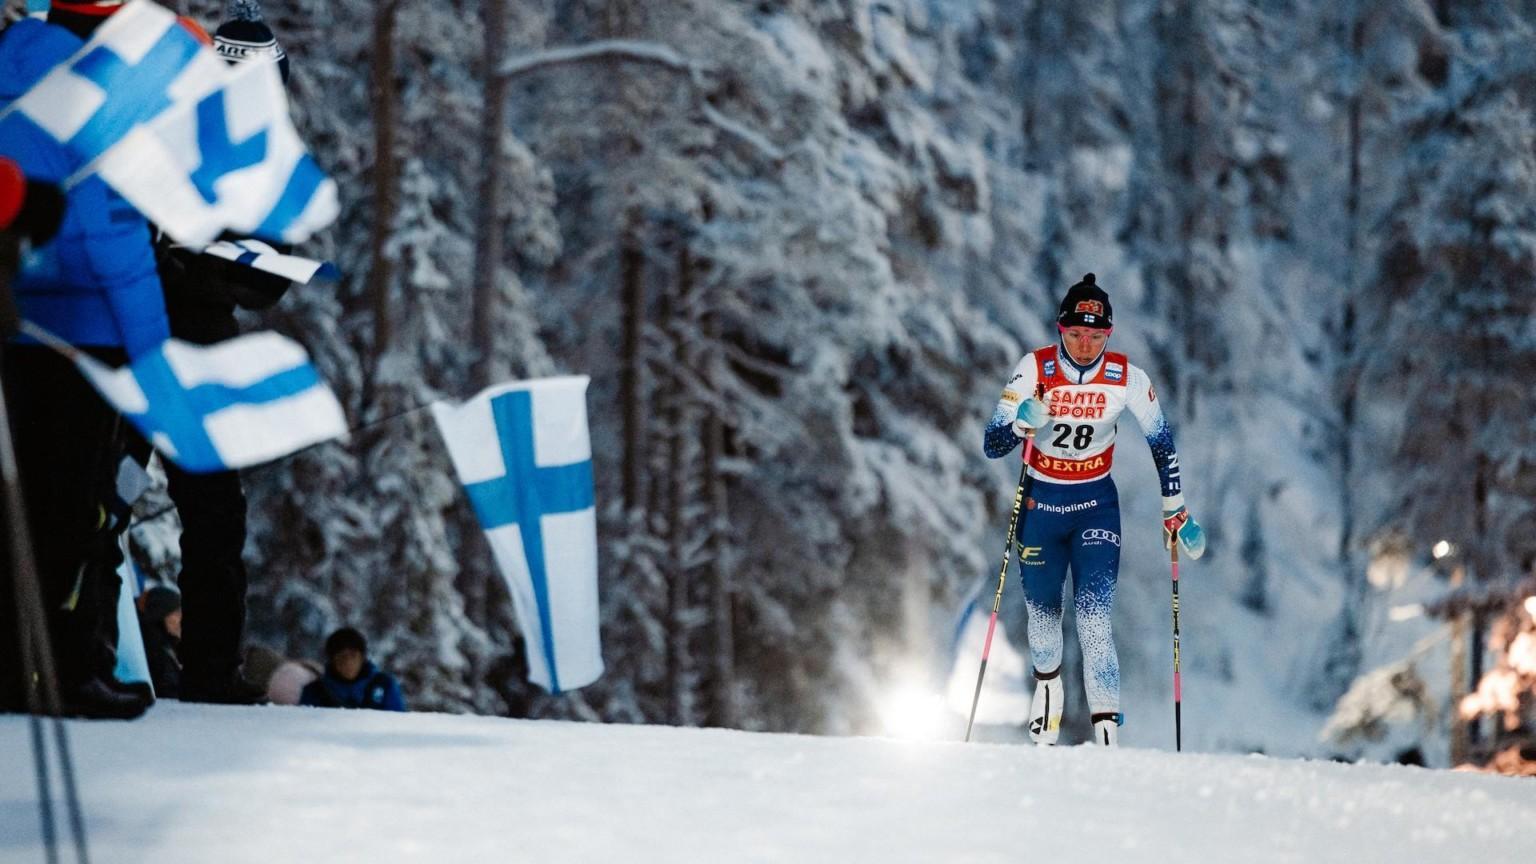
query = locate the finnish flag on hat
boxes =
[432,377,604,694]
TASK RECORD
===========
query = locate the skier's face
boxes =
[1060,326,1110,365]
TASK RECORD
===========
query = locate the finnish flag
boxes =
[1,1,337,245]
[3,0,228,169]
[88,53,338,245]
[432,377,603,694]
[199,238,339,285]
[23,322,347,473]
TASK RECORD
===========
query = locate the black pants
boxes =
[1,344,126,701]
[149,438,249,685]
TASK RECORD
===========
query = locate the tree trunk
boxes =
[620,213,646,514]
[702,272,736,728]
[366,0,402,405]
[471,0,510,390]
[1338,9,1363,603]
[665,234,695,726]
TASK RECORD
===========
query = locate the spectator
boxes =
[1,0,169,719]
[111,0,295,706]
[300,628,407,712]
[0,157,65,716]
[137,585,182,699]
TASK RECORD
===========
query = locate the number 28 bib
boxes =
[1028,345,1130,483]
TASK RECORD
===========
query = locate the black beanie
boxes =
[214,2,290,84]
[324,627,367,658]
[1056,273,1113,329]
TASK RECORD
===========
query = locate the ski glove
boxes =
[1011,398,1049,437]
[1162,505,1206,559]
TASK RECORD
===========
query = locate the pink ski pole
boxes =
[964,434,1037,742]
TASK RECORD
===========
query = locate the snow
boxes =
[3,704,1533,863]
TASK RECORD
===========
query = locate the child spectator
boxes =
[299,628,406,712]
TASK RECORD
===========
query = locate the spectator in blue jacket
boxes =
[300,628,407,713]
[0,2,170,720]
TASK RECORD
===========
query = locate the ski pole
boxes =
[1170,540,1182,752]
[964,433,1037,742]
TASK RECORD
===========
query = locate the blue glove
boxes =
[1162,505,1206,559]
[1011,398,1049,437]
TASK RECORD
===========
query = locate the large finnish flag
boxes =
[90,51,338,244]
[3,0,227,168]
[2,0,337,244]
[23,322,347,473]
[432,377,603,694]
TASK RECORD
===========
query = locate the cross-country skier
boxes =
[982,273,1205,746]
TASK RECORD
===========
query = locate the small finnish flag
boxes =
[24,322,347,473]
[200,238,339,284]
[432,376,603,694]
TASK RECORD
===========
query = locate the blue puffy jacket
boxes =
[0,19,169,357]
[300,662,408,712]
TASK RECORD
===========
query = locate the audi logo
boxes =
[1082,528,1121,547]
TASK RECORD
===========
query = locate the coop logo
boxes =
[1075,300,1105,316]
[1104,361,1124,382]
[1043,359,1057,378]
[1082,528,1121,547]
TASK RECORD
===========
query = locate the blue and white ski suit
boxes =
[982,342,1185,717]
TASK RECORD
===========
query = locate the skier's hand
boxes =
[1162,504,1206,559]
[1011,398,1049,437]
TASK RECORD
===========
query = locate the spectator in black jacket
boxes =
[118,5,296,705]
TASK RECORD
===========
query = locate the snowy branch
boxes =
[499,39,784,162]
[499,39,698,81]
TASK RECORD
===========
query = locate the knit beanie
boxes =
[213,1,290,83]
[1056,273,1114,329]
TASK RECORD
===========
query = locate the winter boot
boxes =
[1091,712,1122,747]
[1027,666,1064,745]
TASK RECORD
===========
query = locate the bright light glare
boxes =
[1432,540,1453,560]
[877,686,946,740]
[1524,596,1536,620]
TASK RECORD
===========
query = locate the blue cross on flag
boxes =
[23,322,348,473]
[432,377,603,694]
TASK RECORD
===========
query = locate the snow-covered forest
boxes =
[85,0,1536,767]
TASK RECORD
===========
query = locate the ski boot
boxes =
[1091,712,1122,747]
[1027,666,1064,745]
